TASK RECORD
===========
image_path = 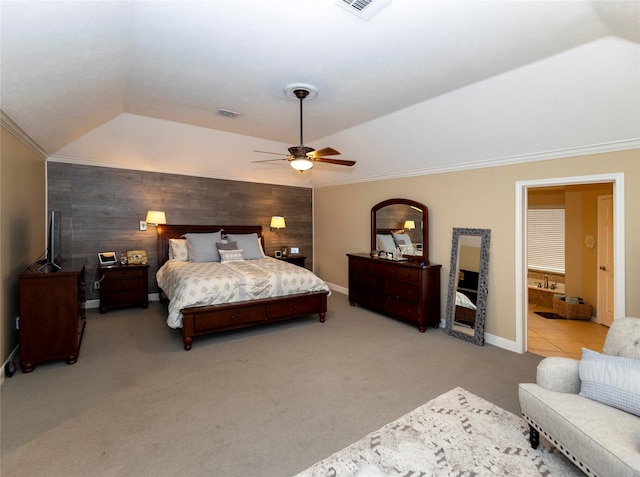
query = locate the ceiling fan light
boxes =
[291,158,313,171]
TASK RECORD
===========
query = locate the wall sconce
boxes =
[140,210,167,231]
[270,216,286,232]
[404,220,416,230]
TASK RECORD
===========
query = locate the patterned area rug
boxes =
[296,387,581,477]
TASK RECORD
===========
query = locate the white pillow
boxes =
[392,232,411,246]
[225,233,266,260]
[169,238,189,261]
[183,230,223,262]
[579,348,640,416]
[376,234,396,253]
[219,249,244,262]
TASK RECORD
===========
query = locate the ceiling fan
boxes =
[253,83,356,171]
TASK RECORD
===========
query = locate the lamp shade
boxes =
[403,220,415,230]
[145,210,167,225]
[290,158,313,171]
[270,216,286,229]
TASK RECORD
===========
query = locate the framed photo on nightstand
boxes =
[290,246,300,254]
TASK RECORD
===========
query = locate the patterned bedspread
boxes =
[156,258,331,328]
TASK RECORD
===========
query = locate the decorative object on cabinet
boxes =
[18,259,86,372]
[445,228,491,346]
[348,254,441,332]
[126,249,148,265]
[99,263,149,314]
[98,251,117,266]
[371,198,428,263]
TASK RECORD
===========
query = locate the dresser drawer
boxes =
[397,266,421,282]
[350,271,380,291]
[349,288,380,308]
[266,295,321,318]
[350,257,397,278]
[381,296,419,321]
[382,279,419,303]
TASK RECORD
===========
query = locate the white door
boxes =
[597,195,614,327]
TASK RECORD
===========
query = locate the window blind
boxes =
[527,208,565,273]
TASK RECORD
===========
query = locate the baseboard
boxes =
[86,293,160,310]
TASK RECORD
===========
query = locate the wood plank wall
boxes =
[47,163,313,301]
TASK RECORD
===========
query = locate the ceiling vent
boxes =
[217,108,242,119]
[336,0,391,21]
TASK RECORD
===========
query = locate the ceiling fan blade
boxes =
[314,157,356,167]
[309,147,340,158]
[251,157,289,164]
[254,150,287,156]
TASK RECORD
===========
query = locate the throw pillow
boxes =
[183,230,223,262]
[169,238,189,261]
[216,241,238,251]
[225,233,266,260]
[376,234,396,253]
[579,348,640,416]
[219,249,244,262]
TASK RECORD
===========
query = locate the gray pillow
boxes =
[225,233,265,260]
[183,230,223,262]
[216,241,237,251]
[376,234,396,253]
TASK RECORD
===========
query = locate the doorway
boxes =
[515,173,626,355]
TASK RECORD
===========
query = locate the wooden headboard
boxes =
[156,224,265,267]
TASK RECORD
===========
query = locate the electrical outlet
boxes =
[94,280,100,290]
[139,220,147,231]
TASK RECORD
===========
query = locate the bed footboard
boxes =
[180,291,328,350]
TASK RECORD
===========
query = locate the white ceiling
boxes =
[1,1,639,187]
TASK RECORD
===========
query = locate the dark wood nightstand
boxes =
[273,255,306,267]
[99,263,149,313]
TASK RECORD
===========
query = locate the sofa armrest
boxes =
[536,357,581,394]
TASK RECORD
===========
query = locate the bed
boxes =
[156,224,330,350]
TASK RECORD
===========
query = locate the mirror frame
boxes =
[445,227,491,345]
[371,198,429,263]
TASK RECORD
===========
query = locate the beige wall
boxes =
[1,125,46,366]
[314,150,639,343]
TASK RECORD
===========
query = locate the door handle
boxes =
[599,265,607,271]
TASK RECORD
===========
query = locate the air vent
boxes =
[217,108,242,119]
[336,0,391,20]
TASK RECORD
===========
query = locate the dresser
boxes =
[347,253,441,332]
[18,259,86,372]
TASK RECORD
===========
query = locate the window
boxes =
[527,207,565,273]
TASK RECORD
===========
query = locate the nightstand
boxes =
[274,255,306,267]
[99,263,149,313]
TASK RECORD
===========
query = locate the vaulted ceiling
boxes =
[2,1,638,186]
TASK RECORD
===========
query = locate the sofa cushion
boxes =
[579,348,640,417]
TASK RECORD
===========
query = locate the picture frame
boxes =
[274,250,282,258]
[280,246,288,257]
[290,246,300,255]
[126,249,148,265]
[98,251,118,266]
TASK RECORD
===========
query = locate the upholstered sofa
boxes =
[519,317,640,477]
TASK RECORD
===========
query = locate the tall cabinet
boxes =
[18,259,86,373]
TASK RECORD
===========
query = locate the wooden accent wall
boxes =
[47,163,313,299]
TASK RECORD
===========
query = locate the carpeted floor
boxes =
[1,292,572,476]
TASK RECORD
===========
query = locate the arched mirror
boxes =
[371,198,428,263]
[445,228,491,345]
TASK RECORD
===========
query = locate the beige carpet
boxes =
[1,292,567,476]
[296,387,581,476]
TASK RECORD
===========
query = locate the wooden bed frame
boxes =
[156,224,328,350]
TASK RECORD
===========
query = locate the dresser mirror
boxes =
[445,228,491,345]
[371,198,428,263]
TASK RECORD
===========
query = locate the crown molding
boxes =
[312,138,640,188]
[0,110,48,159]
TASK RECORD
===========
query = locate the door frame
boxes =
[515,173,625,354]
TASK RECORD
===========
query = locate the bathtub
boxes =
[528,278,565,308]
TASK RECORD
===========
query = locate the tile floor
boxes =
[527,304,609,358]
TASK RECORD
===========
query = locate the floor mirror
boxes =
[445,228,491,345]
